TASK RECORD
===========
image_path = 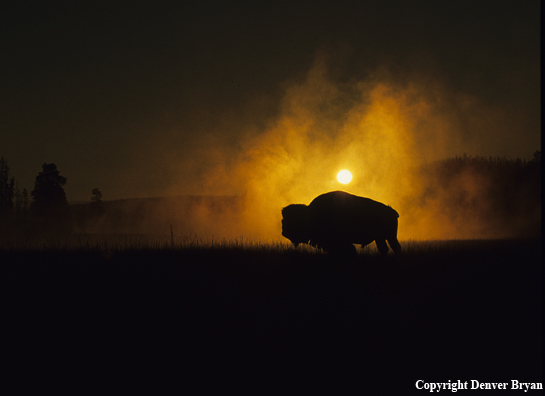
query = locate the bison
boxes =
[281,191,401,256]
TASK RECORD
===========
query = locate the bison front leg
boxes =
[333,243,357,257]
[320,241,357,257]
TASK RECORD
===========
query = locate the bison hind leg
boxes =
[375,239,389,255]
[387,237,401,255]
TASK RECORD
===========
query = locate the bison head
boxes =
[281,204,311,246]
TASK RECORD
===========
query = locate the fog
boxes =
[116,55,538,242]
[3,2,539,242]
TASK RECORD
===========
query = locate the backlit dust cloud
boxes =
[160,55,538,242]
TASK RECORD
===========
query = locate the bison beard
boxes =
[281,191,401,256]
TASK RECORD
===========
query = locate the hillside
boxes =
[71,195,243,236]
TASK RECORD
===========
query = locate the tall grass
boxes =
[0,234,539,259]
[0,233,297,254]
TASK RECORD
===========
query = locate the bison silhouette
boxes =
[282,191,401,256]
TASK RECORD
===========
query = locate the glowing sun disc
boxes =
[337,170,352,184]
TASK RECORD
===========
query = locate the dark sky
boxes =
[1,0,540,201]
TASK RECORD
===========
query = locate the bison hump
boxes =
[309,191,399,218]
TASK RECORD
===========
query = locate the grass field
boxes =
[3,238,541,393]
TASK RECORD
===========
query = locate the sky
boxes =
[1,0,540,208]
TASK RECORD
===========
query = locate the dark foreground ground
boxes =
[3,240,542,394]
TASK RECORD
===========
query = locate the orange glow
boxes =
[337,170,352,184]
[162,53,529,241]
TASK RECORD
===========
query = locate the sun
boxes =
[337,170,352,184]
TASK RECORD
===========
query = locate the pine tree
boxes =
[30,163,71,232]
[90,188,105,217]
[21,188,29,219]
[0,157,15,222]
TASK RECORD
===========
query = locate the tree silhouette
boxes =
[30,163,71,232]
[13,183,29,220]
[0,157,15,223]
[90,188,105,217]
[418,152,541,238]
